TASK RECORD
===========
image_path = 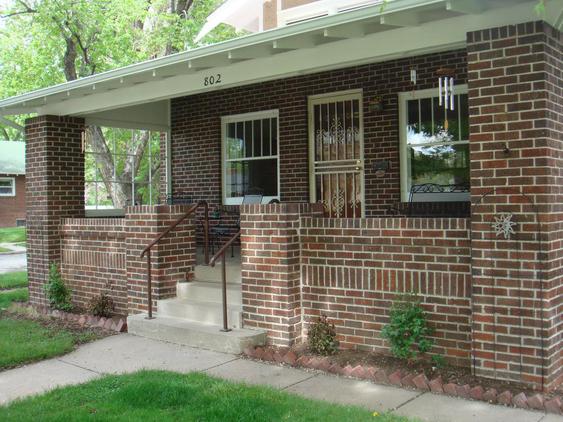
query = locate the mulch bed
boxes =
[243,344,563,415]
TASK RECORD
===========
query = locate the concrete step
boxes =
[194,263,241,284]
[177,281,242,305]
[157,297,243,328]
[127,314,266,354]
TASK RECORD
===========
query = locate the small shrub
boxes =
[87,293,115,318]
[308,315,338,355]
[44,263,72,311]
[431,354,447,369]
[381,292,434,361]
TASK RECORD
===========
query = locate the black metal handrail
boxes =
[140,200,209,319]
[209,230,241,332]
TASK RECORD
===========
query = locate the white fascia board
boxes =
[35,1,538,117]
[0,0,449,112]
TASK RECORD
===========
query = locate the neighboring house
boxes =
[0,141,25,227]
[0,0,561,393]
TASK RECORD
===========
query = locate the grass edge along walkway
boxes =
[0,370,419,422]
[0,272,28,290]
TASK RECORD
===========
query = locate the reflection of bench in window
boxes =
[391,184,470,217]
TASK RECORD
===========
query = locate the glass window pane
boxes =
[226,122,242,159]
[262,118,271,157]
[409,143,469,186]
[253,120,262,157]
[459,94,469,141]
[432,97,455,143]
[271,118,278,155]
[225,158,278,199]
[244,120,253,158]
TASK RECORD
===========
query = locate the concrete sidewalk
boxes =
[0,334,560,422]
[0,250,26,274]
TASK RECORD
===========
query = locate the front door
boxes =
[309,90,364,217]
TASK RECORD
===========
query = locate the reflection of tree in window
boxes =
[406,94,469,187]
[85,127,161,210]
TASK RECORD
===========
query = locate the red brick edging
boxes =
[243,346,563,415]
[12,303,128,333]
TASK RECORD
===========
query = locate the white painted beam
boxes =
[228,45,275,60]
[379,12,420,27]
[323,24,366,39]
[272,35,318,50]
[446,0,485,15]
[34,2,538,117]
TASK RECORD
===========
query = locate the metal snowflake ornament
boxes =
[491,213,517,239]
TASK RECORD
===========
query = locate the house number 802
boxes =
[204,74,221,86]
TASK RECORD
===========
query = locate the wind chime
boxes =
[436,67,455,131]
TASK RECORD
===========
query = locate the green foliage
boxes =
[0,317,76,369]
[44,263,72,311]
[0,271,28,290]
[431,354,447,369]
[0,371,419,422]
[0,288,28,309]
[0,227,26,243]
[381,293,434,361]
[308,315,339,356]
[86,293,115,318]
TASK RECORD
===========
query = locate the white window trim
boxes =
[398,85,469,202]
[221,109,280,206]
[0,177,16,197]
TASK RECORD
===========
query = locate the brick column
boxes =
[125,205,195,314]
[25,115,85,306]
[467,21,562,391]
[240,203,323,346]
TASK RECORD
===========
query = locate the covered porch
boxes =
[1,0,561,392]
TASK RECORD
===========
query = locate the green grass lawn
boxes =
[0,271,28,290]
[0,371,416,422]
[0,246,11,253]
[0,288,28,309]
[0,227,26,244]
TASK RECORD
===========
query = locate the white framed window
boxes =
[221,110,280,205]
[0,177,15,196]
[399,85,469,202]
[84,127,161,217]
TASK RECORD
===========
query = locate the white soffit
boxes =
[0,0,557,127]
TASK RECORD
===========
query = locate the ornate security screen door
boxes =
[309,91,364,218]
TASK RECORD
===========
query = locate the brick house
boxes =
[0,141,26,227]
[0,0,561,392]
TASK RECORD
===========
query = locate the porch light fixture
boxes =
[436,67,455,130]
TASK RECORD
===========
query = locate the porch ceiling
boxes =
[0,0,559,130]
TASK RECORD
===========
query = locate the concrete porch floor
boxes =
[0,334,558,422]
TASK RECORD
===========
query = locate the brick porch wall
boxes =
[61,218,128,315]
[468,21,562,391]
[301,217,472,367]
[25,115,85,306]
[125,205,196,314]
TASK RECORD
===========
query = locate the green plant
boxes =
[381,293,434,361]
[431,354,446,369]
[87,293,115,318]
[44,263,72,312]
[307,315,338,356]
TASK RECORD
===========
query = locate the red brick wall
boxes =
[240,203,324,345]
[0,174,25,227]
[125,205,196,314]
[300,217,472,366]
[61,218,128,314]
[467,21,562,391]
[25,115,85,306]
[169,49,467,218]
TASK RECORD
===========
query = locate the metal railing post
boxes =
[146,249,154,319]
[220,253,230,332]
